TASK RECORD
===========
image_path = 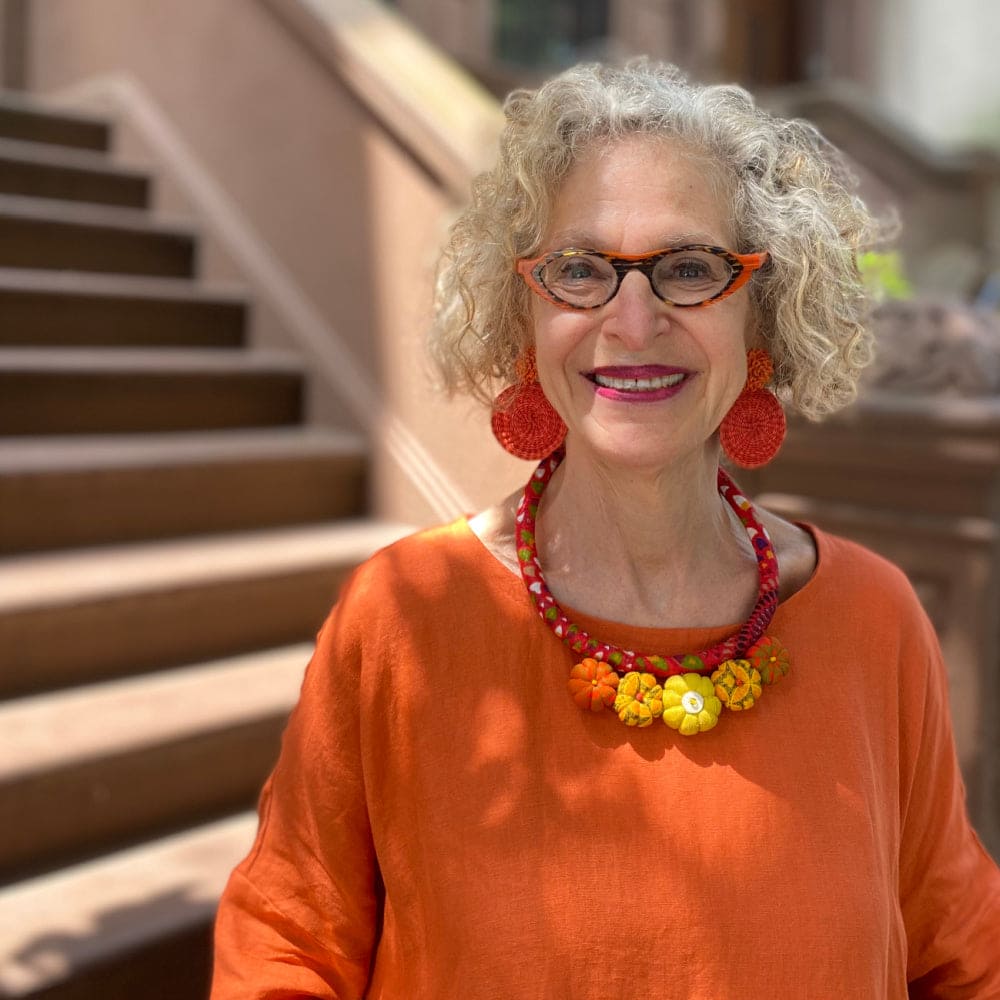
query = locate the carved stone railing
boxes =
[740,303,1000,858]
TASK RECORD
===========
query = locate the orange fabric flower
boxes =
[747,636,791,685]
[568,658,620,712]
[711,659,763,711]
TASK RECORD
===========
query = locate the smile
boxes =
[592,372,685,391]
[585,365,693,403]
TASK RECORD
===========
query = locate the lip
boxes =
[585,364,694,403]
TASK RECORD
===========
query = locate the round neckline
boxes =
[459,515,823,648]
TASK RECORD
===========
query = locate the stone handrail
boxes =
[260,0,504,201]
[765,79,1000,187]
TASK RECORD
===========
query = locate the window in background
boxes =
[724,0,804,86]
[495,0,609,70]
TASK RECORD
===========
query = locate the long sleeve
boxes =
[210,586,380,1000]
[898,607,1000,998]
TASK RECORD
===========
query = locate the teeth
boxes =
[593,372,685,391]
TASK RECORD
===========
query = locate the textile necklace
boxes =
[515,450,791,734]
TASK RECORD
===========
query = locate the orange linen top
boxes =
[211,521,1000,999]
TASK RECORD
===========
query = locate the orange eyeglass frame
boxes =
[516,245,770,310]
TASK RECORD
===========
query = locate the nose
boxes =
[602,270,667,349]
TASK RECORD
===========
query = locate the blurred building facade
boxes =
[387,0,1000,151]
[388,0,872,92]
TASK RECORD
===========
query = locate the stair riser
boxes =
[0,455,367,553]
[0,159,148,209]
[0,108,108,152]
[16,923,212,1000]
[0,718,285,883]
[0,218,195,277]
[1,566,347,698]
[0,293,245,347]
[0,372,302,434]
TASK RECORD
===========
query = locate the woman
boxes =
[211,61,1000,998]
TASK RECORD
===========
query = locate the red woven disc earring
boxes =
[719,348,786,469]
[491,349,567,460]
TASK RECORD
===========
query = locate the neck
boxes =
[534,444,758,627]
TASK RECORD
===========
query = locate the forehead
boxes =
[545,136,734,249]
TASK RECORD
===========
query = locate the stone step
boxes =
[0,519,411,698]
[0,92,109,152]
[0,268,247,348]
[0,348,304,434]
[0,194,195,277]
[0,427,367,553]
[0,646,305,882]
[0,812,256,999]
[0,137,149,208]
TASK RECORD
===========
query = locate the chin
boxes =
[567,424,710,474]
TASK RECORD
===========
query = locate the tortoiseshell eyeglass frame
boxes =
[516,244,770,310]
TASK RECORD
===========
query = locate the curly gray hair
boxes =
[429,60,879,420]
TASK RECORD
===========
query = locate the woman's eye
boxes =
[669,258,712,280]
[556,259,600,281]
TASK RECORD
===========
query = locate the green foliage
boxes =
[857,251,912,301]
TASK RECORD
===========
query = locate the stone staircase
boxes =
[0,93,409,998]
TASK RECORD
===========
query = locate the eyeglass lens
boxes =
[540,250,734,307]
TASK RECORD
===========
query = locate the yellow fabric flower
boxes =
[711,659,763,711]
[661,673,722,735]
[614,671,664,727]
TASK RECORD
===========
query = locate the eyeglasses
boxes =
[516,245,769,310]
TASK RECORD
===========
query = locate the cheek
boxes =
[704,317,752,408]
[531,307,594,376]
[718,301,753,364]
[729,356,749,400]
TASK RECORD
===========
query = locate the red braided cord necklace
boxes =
[515,450,780,677]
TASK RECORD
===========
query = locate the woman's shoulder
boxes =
[311,517,507,655]
[759,505,927,623]
[351,517,479,581]
[338,514,516,614]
